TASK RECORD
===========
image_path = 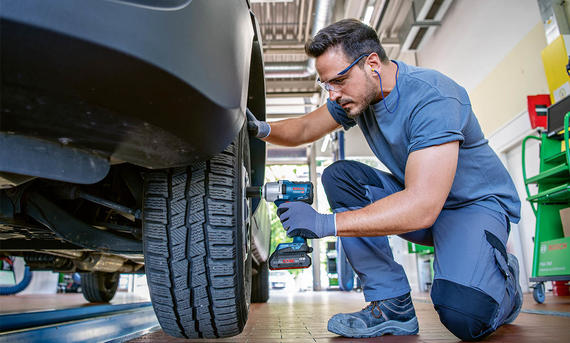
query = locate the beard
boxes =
[337,76,378,119]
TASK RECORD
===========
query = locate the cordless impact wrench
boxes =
[246,180,314,270]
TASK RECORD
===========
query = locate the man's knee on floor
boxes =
[435,305,495,341]
[431,279,498,341]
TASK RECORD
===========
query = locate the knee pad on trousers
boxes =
[431,279,498,341]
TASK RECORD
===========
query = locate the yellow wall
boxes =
[469,22,550,135]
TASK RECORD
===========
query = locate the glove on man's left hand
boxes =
[246,108,271,138]
[277,202,336,239]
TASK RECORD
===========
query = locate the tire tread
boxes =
[143,138,249,339]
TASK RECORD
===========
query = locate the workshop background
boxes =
[255,0,565,298]
[1,0,569,342]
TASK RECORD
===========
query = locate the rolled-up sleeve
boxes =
[326,98,357,130]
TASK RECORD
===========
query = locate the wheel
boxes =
[143,124,252,339]
[80,271,120,303]
[533,282,545,304]
[251,260,269,303]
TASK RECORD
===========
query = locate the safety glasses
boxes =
[317,53,370,92]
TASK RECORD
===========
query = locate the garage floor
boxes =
[0,292,151,313]
[2,290,568,342]
[131,290,570,343]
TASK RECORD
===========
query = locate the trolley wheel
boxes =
[533,282,545,304]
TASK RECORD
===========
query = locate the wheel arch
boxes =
[245,10,271,265]
[246,10,267,212]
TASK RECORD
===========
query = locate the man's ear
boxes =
[366,52,382,73]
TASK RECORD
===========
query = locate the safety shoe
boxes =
[327,293,419,338]
[504,253,523,324]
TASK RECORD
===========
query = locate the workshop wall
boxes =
[416,0,549,136]
[469,23,549,134]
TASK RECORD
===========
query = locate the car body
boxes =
[0,0,270,338]
[270,270,293,289]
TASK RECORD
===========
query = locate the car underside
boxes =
[0,0,271,339]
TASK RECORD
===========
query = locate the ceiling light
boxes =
[363,6,374,24]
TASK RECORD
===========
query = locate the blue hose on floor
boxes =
[0,266,32,295]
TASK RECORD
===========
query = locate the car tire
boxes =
[251,261,269,303]
[143,124,252,339]
[80,271,120,303]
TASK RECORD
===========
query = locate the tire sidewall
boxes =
[236,124,252,327]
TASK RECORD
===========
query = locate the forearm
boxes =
[260,105,340,147]
[336,189,439,236]
[263,117,312,147]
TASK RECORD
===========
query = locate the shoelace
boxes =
[363,301,383,319]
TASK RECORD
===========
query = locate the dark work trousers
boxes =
[321,160,518,341]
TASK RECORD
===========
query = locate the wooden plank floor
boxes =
[130,290,570,343]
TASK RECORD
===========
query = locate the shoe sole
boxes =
[327,317,419,338]
[504,253,523,324]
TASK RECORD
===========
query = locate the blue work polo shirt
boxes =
[326,60,521,223]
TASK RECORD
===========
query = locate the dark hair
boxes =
[305,18,388,63]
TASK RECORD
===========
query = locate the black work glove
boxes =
[246,108,271,138]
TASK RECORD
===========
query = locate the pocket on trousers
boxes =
[470,230,508,304]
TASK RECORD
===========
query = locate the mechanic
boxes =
[247,18,522,341]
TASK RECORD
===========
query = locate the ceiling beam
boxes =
[344,0,367,19]
[266,92,319,98]
[267,79,319,94]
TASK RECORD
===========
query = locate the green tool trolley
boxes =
[522,103,570,304]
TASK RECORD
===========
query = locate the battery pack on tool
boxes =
[269,236,313,270]
[244,180,315,271]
